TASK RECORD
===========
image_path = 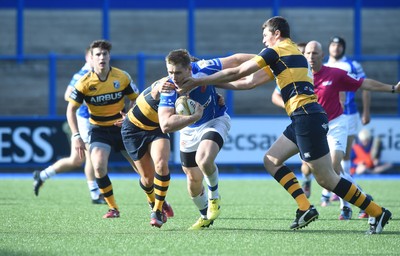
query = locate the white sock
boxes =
[341,172,362,191]
[339,197,351,209]
[87,180,100,200]
[321,189,331,198]
[204,166,219,200]
[302,173,311,182]
[191,188,208,218]
[40,166,56,181]
[341,160,351,175]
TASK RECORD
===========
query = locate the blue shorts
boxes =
[283,113,330,162]
[121,118,169,161]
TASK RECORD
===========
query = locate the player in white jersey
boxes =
[324,36,371,218]
[33,48,106,204]
[158,49,254,230]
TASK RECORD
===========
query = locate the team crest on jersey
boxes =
[89,85,97,91]
[304,85,314,93]
[197,59,214,69]
[113,81,120,89]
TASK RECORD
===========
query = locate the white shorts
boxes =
[77,114,90,143]
[345,113,362,136]
[179,113,231,153]
[327,114,348,153]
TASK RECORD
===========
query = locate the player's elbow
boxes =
[159,121,171,134]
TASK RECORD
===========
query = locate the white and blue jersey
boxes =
[325,56,366,115]
[68,63,91,118]
[159,58,227,128]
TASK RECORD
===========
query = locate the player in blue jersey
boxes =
[33,47,106,205]
[158,49,254,230]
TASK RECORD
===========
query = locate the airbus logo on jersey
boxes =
[322,81,332,86]
[89,92,123,105]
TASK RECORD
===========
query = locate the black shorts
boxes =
[89,124,126,152]
[283,113,330,162]
[180,131,224,167]
[121,118,170,161]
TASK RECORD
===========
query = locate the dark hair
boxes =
[165,49,191,68]
[190,56,200,62]
[329,36,346,58]
[296,42,308,54]
[89,40,112,53]
[262,16,291,38]
[297,42,307,48]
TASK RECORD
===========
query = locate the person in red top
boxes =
[304,40,399,220]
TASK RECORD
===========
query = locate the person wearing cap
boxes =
[350,129,393,175]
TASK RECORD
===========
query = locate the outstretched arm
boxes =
[361,90,371,125]
[182,59,261,89]
[214,67,274,91]
[361,79,400,93]
[219,53,257,69]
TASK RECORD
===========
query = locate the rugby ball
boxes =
[175,96,196,116]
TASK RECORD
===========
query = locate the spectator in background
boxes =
[33,47,106,205]
[351,129,393,175]
[67,39,140,219]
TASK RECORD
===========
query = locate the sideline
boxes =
[1,172,399,180]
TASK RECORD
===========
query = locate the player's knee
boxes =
[263,154,282,169]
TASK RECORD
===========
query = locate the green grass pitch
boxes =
[1,175,399,255]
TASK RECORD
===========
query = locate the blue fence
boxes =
[1,0,400,117]
[1,0,400,171]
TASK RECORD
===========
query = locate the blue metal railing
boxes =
[1,0,399,117]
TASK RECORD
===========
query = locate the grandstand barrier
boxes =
[1,116,399,172]
[1,0,399,172]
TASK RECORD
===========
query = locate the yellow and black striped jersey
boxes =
[69,67,139,126]
[253,39,318,116]
[127,81,160,131]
